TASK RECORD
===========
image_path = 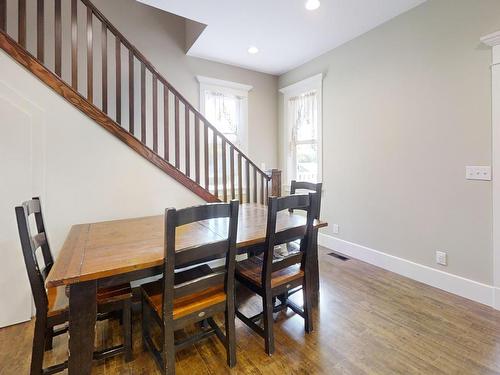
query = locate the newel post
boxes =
[268,169,282,197]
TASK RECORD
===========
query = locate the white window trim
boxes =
[197,75,252,153]
[279,73,323,192]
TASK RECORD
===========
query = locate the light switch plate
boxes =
[466,166,491,181]
[332,224,339,234]
[436,251,447,266]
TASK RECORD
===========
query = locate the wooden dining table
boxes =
[45,203,327,375]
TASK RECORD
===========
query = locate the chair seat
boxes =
[47,283,132,317]
[236,256,304,288]
[142,280,226,320]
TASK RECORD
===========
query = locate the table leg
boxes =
[310,228,320,305]
[68,280,97,375]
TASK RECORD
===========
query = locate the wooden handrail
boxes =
[0,0,280,204]
[0,0,6,31]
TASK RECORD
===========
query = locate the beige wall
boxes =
[279,0,500,285]
[92,0,279,170]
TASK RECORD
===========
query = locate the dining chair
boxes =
[140,200,239,375]
[274,180,323,259]
[287,180,323,301]
[235,192,318,355]
[15,197,133,375]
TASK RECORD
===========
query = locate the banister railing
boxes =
[0,0,281,203]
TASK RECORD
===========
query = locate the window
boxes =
[204,92,241,146]
[197,76,252,152]
[197,76,252,191]
[280,74,323,186]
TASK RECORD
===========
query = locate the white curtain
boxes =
[204,90,240,145]
[203,89,244,189]
[287,91,318,180]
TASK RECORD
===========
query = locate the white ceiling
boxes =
[138,0,426,75]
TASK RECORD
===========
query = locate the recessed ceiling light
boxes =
[248,46,259,54]
[305,0,320,11]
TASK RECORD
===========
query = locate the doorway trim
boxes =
[481,31,500,310]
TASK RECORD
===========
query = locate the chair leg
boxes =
[123,300,133,362]
[197,318,208,330]
[310,230,320,305]
[44,326,53,351]
[30,314,46,375]
[303,277,313,333]
[141,298,150,352]
[278,291,288,305]
[225,303,237,367]
[262,293,275,356]
[164,323,175,375]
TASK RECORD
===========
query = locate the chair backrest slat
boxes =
[290,181,320,192]
[277,194,310,211]
[174,239,229,268]
[15,197,53,314]
[175,203,232,226]
[162,200,239,323]
[273,226,307,247]
[32,197,54,268]
[262,193,318,285]
[174,270,226,299]
[271,252,304,273]
[25,199,41,215]
[31,232,48,250]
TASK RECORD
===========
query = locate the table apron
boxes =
[93,244,265,289]
[96,266,163,288]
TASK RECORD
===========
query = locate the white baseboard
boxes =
[495,288,500,310]
[319,233,496,308]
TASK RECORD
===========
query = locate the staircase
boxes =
[0,0,281,203]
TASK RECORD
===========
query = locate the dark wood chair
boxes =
[235,193,318,355]
[288,180,323,301]
[141,200,239,375]
[15,197,133,375]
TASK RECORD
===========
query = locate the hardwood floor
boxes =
[1,246,500,374]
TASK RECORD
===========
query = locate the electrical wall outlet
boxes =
[436,251,447,266]
[332,224,339,234]
[466,166,491,180]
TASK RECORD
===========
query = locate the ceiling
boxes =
[138,0,426,76]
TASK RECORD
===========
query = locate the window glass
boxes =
[295,91,317,142]
[296,143,318,182]
[288,90,320,183]
[204,90,242,147]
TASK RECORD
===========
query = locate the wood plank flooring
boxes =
[1,246,500,374]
